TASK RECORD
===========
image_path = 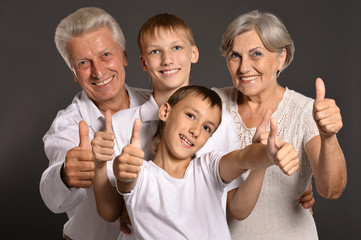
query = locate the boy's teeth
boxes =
[96,76,113,86]
[180,134,193,146]
[163,69,178,75]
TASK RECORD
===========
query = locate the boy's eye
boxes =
[203,125,211,133]
[173,46,181,50]
[150,50,159,54]
[186,113,195,119]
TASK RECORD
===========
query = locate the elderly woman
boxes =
[214,10,347,239]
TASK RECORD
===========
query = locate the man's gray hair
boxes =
[55,7,126,68]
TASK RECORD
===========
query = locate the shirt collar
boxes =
[78,91,104,130]
[139,94,159,123]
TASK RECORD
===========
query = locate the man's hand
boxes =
[91,111,115,168]
[267,118,299,176]
[313,78,343,136]
[62,120,95,188]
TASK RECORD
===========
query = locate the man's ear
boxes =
[72,70,79,83]
[123,50,129,66]
[159,103,171,121]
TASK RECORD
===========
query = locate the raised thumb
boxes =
[315,78,325,101]
[130,119,142,148]
[78,120,90,149]
[104,111,113,133]
[253,109,272,143]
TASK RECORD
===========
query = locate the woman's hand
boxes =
[313,78,343,136]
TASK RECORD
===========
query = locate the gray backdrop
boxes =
[1,0,360,239]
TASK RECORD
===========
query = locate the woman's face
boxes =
[226,29,286,97]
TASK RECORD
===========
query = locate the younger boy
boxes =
[112,85,299,239]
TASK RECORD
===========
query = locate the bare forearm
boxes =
[220,143,270,182]
[227,169,266,220]
[93,167,122,222]
[314,135,347,199]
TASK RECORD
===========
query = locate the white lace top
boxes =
[213,86,319,240]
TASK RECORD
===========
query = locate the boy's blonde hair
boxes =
[137,13,196,53]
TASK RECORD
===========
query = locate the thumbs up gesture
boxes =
[113,119,144,183]
[63,120,95,188]
[91,111,115,168]
[252,109,272,144]
[313,78,343,136]
[266,118,299,176]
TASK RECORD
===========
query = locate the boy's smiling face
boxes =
[140,27,199,93]
[159,94,221,161]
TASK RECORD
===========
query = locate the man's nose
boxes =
[91,59,106,79]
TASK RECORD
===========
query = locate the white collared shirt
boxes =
[40,85,151,240]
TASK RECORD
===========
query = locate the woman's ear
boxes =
[278,48,287,70]
[159,103,171,121]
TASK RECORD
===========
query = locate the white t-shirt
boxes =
[120,151,232,240]
[214,86,319,240]
[40,85,151,240]
[112,94,240,240]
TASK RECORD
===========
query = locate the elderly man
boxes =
[40,7,150,240]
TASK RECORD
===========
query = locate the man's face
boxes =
[67,27,128,105]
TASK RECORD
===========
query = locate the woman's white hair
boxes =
[221,10,295,72]
[55,7,126,68]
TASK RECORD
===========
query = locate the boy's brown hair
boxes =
[150,85,222,154]
[137,13,196,53]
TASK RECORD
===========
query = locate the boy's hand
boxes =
[313,78,343,136]
[91,111,115,168]
[252,109,272,144]
[114,119,144,182]
[267,118,299,176]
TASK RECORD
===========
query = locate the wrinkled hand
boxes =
[113,119,144,182]
[252,109,272,144]
[299,180,315,213]
[313,78,343,136]
[63,120,95,188]
[267,118,299,176]
[91,111,115,168]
